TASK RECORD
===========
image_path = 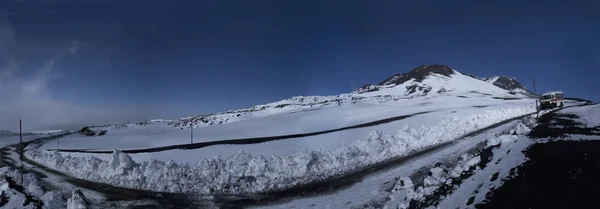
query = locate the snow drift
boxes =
[26,106,534,194]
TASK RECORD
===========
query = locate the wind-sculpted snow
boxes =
[26,107,534,194]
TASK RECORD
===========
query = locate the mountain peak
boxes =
[377,64,455,86]
[354,64,534,98]
[483,76,534,96]
[413,64,454,75]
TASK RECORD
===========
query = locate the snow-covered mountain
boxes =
[82,65,532,133]
[354,65,534,97]
[482,76,535,96]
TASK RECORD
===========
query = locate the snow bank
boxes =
[388,177,415,209]
[27,107,534,194]
[42,191,67,209]
[67,190,88,209]
[414,154,481,200]
[486,135,518,148]
[0,167,66,209]
[385,153,481,209]
[384,121,534,209]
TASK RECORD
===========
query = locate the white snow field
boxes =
[45,96,534,163]
[24,68,542,195]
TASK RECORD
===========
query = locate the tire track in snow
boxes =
[48,111,434,154]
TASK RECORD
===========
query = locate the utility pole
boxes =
[533,78,539,118]
[19,119,22,160]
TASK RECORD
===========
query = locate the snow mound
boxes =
[109,150,136,169]
[385,153,482,209]
[27,107,534,194]
[415,154,481,200]
[42,191,66,209]
[511,121,532,135]
[388,177,415,209]
[67,190,88,209]
[486,135,519,148]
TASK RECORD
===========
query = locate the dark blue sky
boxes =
[1,0,599,121]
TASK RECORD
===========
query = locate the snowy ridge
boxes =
[483,76,535,96]
[483,76,500,84]
[26,106,534,194]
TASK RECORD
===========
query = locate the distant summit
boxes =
[483,76,535,96]
[377,65,455,86]
[354,65,534,98]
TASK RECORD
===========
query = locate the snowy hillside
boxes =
[483,76,535,96]
[355,65,534,97]
[354,65,520,98]
[82,65,530,135]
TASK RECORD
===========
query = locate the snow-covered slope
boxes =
[483,76,535,96]
[355,65,534,98]
[82,65,527,136]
